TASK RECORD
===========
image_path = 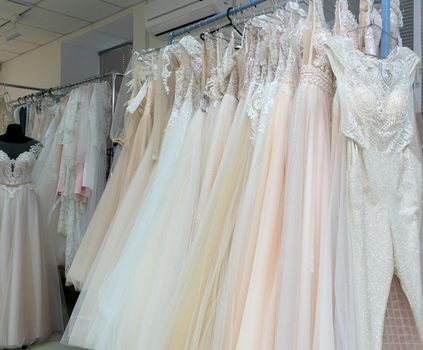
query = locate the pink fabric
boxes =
[56,148,65,195]
[74,161,89,198]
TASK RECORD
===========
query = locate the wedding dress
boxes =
[62,36,203,349]
[200,36,225,164]
[211,23,283,350]
[0,142,65,348]
[65,49,171,304]
[117,42,239,347]
[326,35,423,350]
[313,1,358,349]
[275,0,333,347]
[32,99,67,265]
[66,57,154,289]
[213,13,306,350]
[153,29,261,350]
[196,36,238,230]
[56,85,94,273]
[80,82,111,239]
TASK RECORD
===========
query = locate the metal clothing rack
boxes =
[167,0,268,45]
[380,0,391,58]
[168,0,392,57]
[9,71,124,107]
[0,82,46,92]
[8,71,124,130]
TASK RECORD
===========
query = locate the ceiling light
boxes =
[3,29,20,41]
[2,19,20,42]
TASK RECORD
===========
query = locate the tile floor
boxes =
[383,276,422,350]
[21,275,423,350]
[29,334,82,350]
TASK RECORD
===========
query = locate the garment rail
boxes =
[10,71,124,107]
[9,71,124,122]
[168,0,392,58]
[167,0,268,44]
[380,0,391,58]
[0,82,45,92]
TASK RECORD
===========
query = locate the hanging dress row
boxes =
[60,0,422,349]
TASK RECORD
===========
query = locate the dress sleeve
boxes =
[31,142,44,159]
[325,36,349,79]
[404,48,421,82]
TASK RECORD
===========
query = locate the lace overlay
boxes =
[326,36,419,152]
[299,0,334,94]
[0,143,42,198]
[327,35,423,350]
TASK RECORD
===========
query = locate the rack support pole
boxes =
[380,0,391,58]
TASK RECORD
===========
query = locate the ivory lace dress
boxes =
[326,35,423,350]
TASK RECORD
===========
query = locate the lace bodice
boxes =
[326,36,420,152]
[0,143,42,186]
[278,17,304,95]
[334,0,358,42]
[300,0,333,94]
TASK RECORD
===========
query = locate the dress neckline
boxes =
[0,143,41,162]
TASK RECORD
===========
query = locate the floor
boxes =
[29,334,83,350]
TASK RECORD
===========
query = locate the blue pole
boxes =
[380,0,391,58]
[167,0,267,45]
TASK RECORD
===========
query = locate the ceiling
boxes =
[0,0,144,63]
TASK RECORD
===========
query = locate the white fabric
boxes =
[0,143,65,348]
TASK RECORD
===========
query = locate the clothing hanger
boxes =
[226,7,243,37]
[348,1,399,58]
[347,18,399,58]
[286,0,308,17]
[201,7,243,41]
[348,20,398,44]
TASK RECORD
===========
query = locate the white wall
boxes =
[0,2,163,100]
[0,40,61,99]
[61,44,100,85]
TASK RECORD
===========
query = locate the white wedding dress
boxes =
[0,142,65,348]
[326,35,423,350]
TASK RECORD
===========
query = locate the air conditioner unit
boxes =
[145,0,234,36]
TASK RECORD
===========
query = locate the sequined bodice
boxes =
[327,36,420,152]
[0,143,42,186]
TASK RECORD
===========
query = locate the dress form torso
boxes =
[0,124,38,160]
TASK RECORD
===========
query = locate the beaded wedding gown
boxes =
[326,33,423,350]
[0,142,65,348]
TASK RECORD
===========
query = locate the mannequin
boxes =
[0,124,39,159]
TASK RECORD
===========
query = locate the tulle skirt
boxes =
[196,93,237,229]
[91,108,207,350]
[62,100,194,349]
[214,85,293,350]
[275,80,332,350]
[155,87,255,350]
